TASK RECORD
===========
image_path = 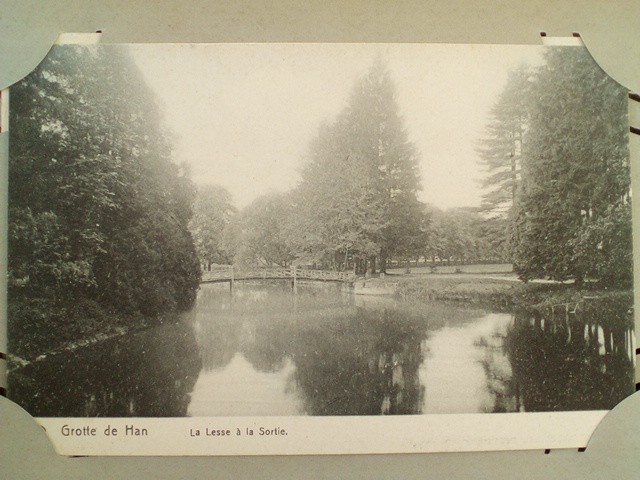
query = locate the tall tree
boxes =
[9,44,201,357]
[509,47,631,285]
[292,120,387,270]
[477,65,532,218]
[295,59,423,273]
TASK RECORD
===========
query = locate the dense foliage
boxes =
[189,184,236,269]
[477,47,631,286]
[509,47,631,285]
[423,206,509,264]
[290,59,424,273]
[9,45,201,358]
[226,192,296,268]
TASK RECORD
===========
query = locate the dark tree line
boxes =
[422,206,509,265]
[8,45,201,358]
[478,47,631,286]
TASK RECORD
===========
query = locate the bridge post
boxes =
[229,265,234,294]
[291,266,298,294]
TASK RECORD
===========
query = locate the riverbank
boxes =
[10,273,633,366]
[7,295,179,368]
[396,275,521,309]
[380,274,633,316]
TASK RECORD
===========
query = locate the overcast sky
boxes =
[128,43,544,210]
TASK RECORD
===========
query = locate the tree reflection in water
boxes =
[478,297,635,413]
[193,286,241,371]
[191,283,496,416]
[11,282,634,417]
[9,313,202,417]
[289,306,427,415]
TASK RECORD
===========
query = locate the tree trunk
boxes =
[510,151,517,202]
[379,250,387,274]
[354,257,363,275]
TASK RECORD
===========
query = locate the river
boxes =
[8,281,635,417]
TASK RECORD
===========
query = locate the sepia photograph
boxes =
[5,42,635,424]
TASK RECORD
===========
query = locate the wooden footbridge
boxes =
[201,266,356,291]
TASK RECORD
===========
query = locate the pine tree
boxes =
[295,59,423,273]
[477,65,532,218]
[510,47,631,285]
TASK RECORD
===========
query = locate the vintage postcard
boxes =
[2,40,636,455]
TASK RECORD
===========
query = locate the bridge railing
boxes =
[201,266,355,283]
[297,269,356,282]
[201,267,235,281]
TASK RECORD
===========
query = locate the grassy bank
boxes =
[391,274,633,316]
[395,276,522,309]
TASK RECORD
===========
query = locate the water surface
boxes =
[9,281,635,416]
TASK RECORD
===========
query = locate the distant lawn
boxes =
[394,275,521,309]
[386,263,514,276]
